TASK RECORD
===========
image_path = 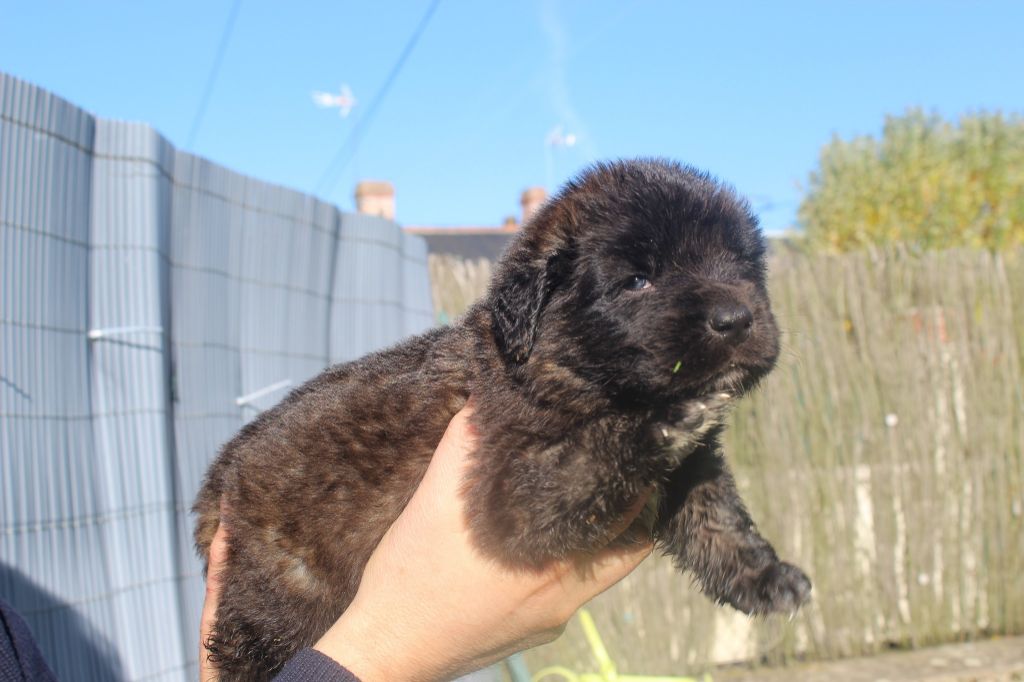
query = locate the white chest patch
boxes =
[655,392,735,467]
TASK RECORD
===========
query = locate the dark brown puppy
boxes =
[194,159,811,680]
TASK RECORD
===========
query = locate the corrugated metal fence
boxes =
[0,72,433,681]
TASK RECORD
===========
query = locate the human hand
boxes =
[313,404,654,681]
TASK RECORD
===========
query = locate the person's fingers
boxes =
[567,535,654,607]
[591,535,654,582]
[199,514,229,682]
[559,487,655,601]
[434,402,478,463]
[597,484,655,546]
[420,402,479,500]
[371,403,481,555]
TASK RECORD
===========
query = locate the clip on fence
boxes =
[236,379,293,407]
[87,325,164,341]
[530,609,711,682]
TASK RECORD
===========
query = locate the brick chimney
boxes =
[520,187,547,225]
[354,181,395,220]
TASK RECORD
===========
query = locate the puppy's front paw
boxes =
[732,561,812,615]
[657,393,736,457]
[677,392,734,431]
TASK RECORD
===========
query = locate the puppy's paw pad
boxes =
[753,562,812,614]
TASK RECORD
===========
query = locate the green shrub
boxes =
[798,110,1024,251]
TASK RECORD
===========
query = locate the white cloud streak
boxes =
[540,1,599,162]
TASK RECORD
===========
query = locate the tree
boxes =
[798,110,1024,251]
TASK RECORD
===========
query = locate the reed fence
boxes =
[431,246,1024,674]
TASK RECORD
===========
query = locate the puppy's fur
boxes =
[194,159,812,680]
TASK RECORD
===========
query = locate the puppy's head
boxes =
[488,159,778,406]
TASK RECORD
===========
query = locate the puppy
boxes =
[194,159,812,680]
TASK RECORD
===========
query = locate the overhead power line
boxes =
[314,0,441,198]
[186,0,243,148]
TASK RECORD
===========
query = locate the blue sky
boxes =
[2,1,1022,234]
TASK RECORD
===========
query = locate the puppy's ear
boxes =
[490,252,562,365]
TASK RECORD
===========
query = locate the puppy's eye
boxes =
[624,275,652,291]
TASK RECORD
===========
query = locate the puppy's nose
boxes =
[708,303,753,341]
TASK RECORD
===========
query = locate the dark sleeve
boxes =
[0,598,59,682]
[273,648,362,682]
